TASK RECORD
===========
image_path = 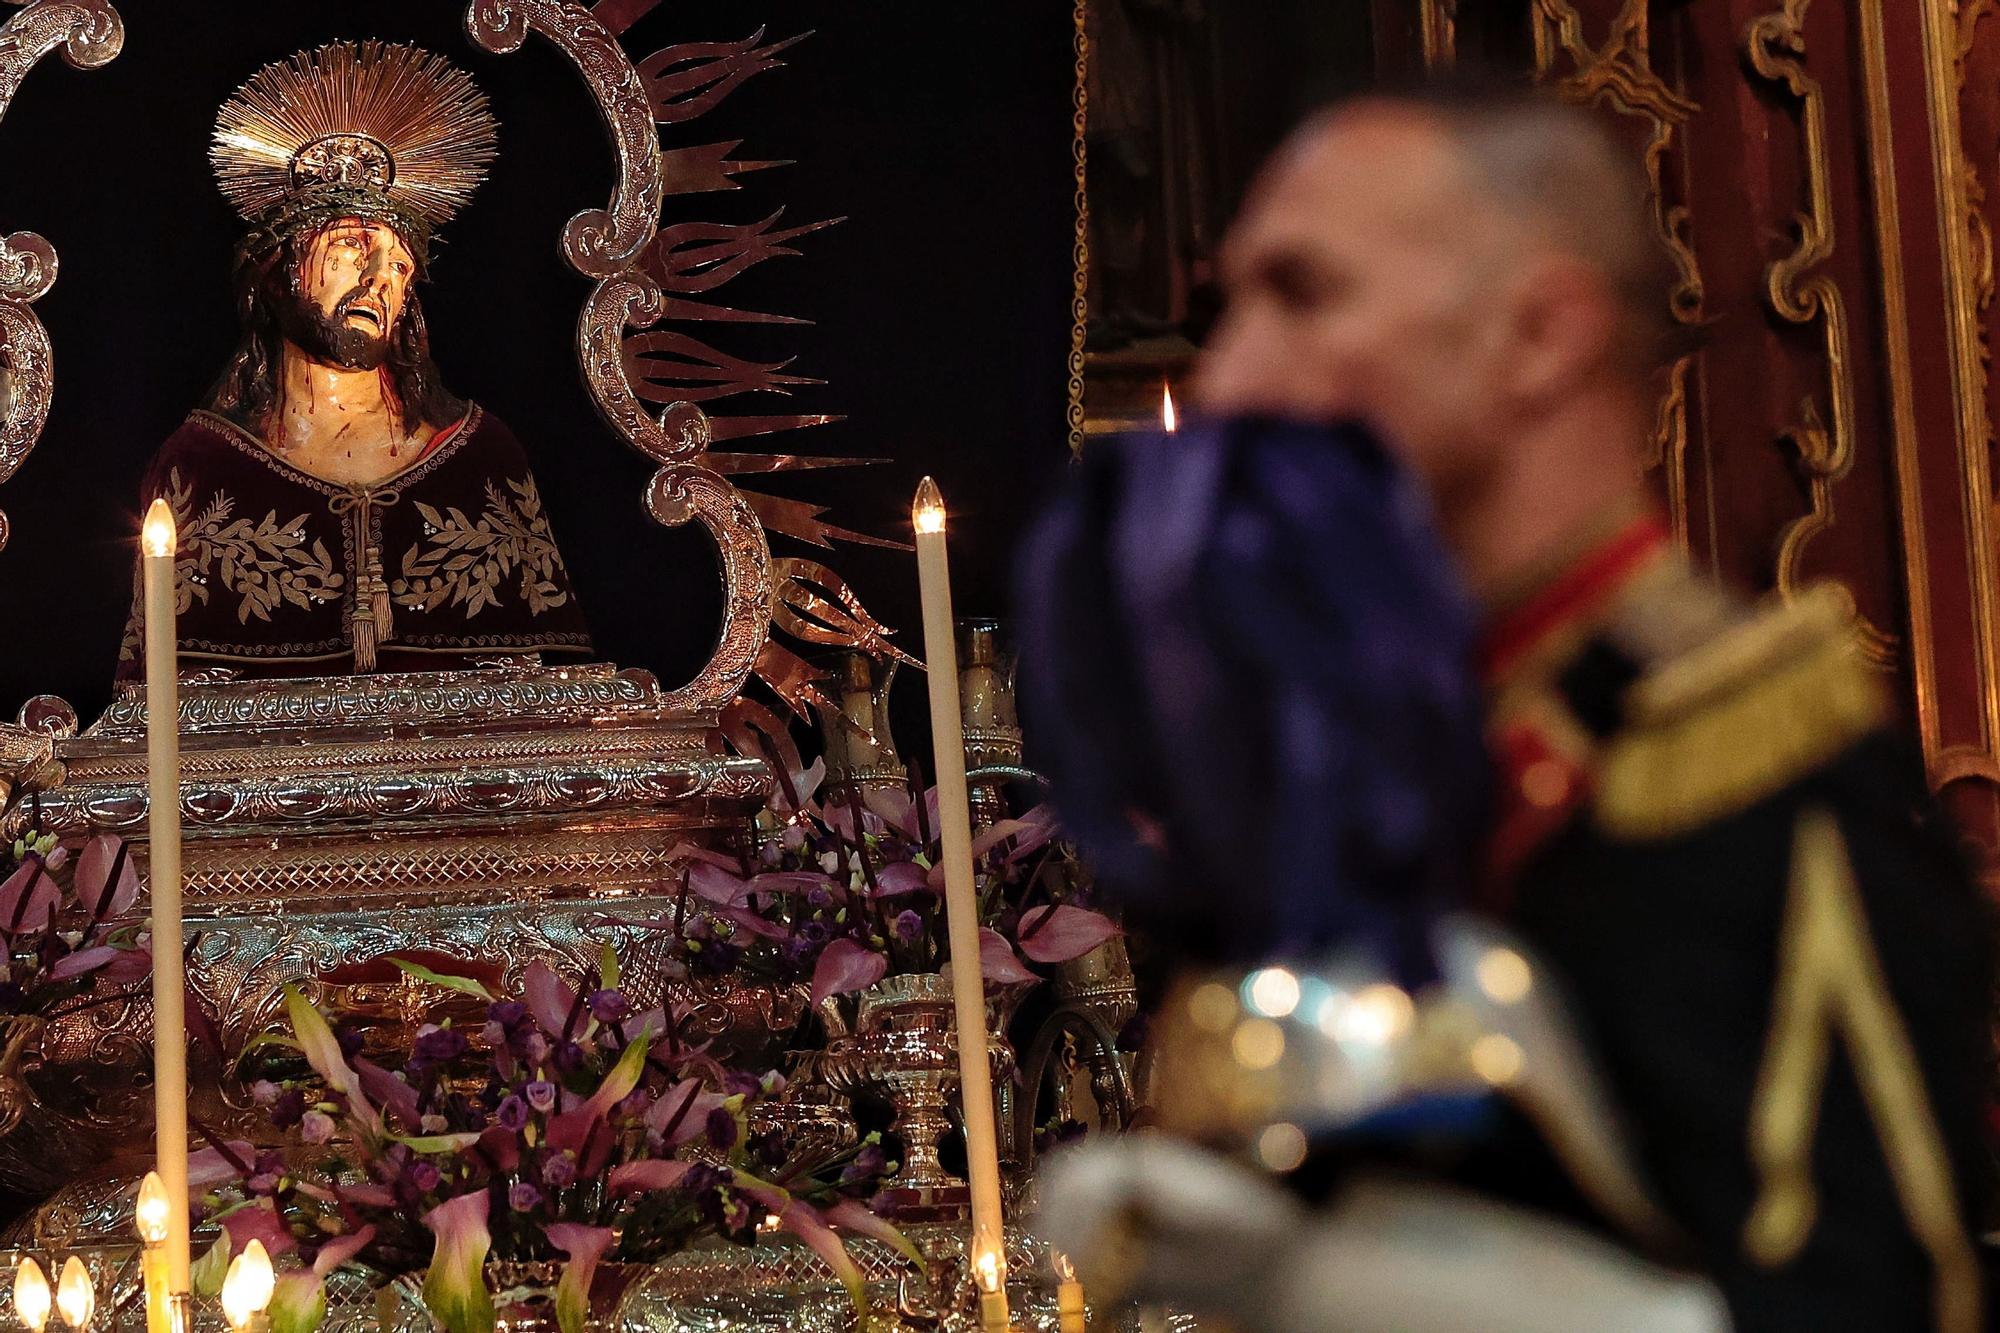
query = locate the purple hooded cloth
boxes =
[1016,418,1489,973]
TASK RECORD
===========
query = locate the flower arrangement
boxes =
[658,750,1119,1009]
[197,948,917,1333]
[0,833,151,1019]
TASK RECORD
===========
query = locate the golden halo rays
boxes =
[211,41,498,229]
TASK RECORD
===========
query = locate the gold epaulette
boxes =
[1594,584,1887,840]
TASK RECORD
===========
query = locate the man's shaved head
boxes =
[1328,81,1684,375]
[1196,78,1676,596]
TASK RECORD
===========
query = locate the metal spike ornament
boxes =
[620,25,919,705]
[211,41,498,262]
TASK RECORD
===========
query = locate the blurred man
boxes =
[1184,81,1991,1329]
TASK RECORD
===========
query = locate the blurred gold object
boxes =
[820,651,906,795]
[957,620,1023,829]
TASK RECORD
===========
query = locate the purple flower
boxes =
[798,920,831,947]
[524,1081,557,1113]
[269,1089,306,1130]
[840,1141,892,1192]
[250,1080,281,1107]
[406,1160,441,1193]
[617,1088,650,1119]
[300,1111,335,1145]
[412,1025,468,1065]
[520,1032,550,1065]
[443,1093,485,1132]
[722,1071,762,1099]
[487,1000,527,1029]
[541,1153,576,1188]
[698,941,742,974]
[805,887,834,910]
[1033,1118,1089,1155]
[496,1095,530,1131]
[587,989,631,1024]
[705,1106,739,1151]
[246,1151,287,1197]
[508,1181,542,1213]
[551,1041,585,1076]
[893,910,924,944]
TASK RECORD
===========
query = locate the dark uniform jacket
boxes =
[1482,514,1993,1332]
[115,405,592,679]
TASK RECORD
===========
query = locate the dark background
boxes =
[0,2,1078,731]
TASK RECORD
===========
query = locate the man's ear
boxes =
[1496,255,1621,409]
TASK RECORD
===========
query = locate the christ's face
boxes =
[298,218,416,348]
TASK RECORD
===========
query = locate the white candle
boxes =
[140,499,189,1298]
[911,477,1010,1331]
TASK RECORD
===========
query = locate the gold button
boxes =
[1521,759,1570,809]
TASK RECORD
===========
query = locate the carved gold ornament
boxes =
[1532,0,1702,544]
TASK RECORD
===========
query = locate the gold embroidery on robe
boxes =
[1743,808,1979,1333]
[392,476,573,620]
[116,468,346,661]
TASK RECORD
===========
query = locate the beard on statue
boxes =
[116,212,592,680]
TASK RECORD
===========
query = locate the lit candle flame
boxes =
[135,1172,170,1246]
[1162,382,1178,433]
[913,475,947,535]
[54,1258,91,1332]
[973,1246,1005,1294]
[141,499,177,558]
[219,1240,273,1332]
[14,1258,50,1333]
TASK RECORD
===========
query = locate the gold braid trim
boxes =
[1743,810,1980,1333]
[1596,585,1885,840]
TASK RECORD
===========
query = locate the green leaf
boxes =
[389,1132,485,1154]
[389,958,496,1003]
[190,1233,231,1299]
[268,1272,327,1333]
[581,1034,650,1118]
[238,1032,303,1056]
[598,941,620,993]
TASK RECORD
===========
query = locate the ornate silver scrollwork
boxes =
[651,463,774,714]
[0,0,123,553]
[577,270,707,464]
[465,0,664,278]
[469,0,778,713]
[470,2,780,716]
